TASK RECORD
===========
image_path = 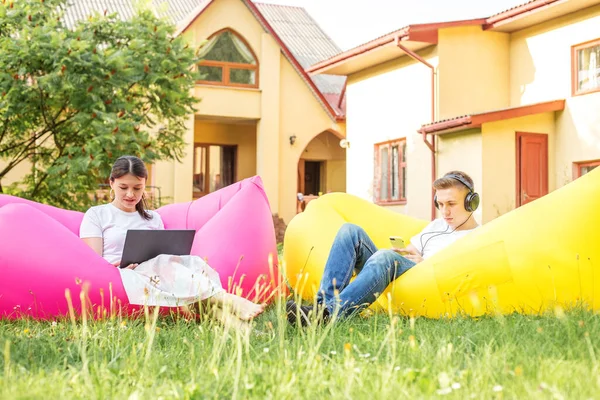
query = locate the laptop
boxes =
[119,229,196,268]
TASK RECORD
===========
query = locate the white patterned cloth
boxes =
[119,254,224,307]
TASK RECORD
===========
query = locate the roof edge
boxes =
[174,0,213,37]
[419,99,565,135]
[243,0,343,121]
[307,19,485,75]
[173,0,343,121]
[309,0,591,75]
[307,26,410,74]
[483,0,565,30]
[419,116,473,135]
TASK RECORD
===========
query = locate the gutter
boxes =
[307,27,410,74]
[484,0,563,28]
[395,37,437,220]
[419,116,472,135]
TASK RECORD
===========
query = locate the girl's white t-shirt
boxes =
[410,218,478,259]
[79,204,164,264]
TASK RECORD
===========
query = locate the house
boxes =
[2,0,347,223]
[309,0,600,223]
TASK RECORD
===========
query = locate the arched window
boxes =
[197,29,258,88]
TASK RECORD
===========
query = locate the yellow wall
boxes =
[152,114,195,203]
[437,26,510,119]
[180,0,265,54]
[279,53,345,222]
[156,0,344,223]
[256,32,282,218]
[301,131,346,161]
[509,4,600,106]
[300,131,347,195]
[435,130,483,223]
[480,112,556,222]
[319,5,600,225]
[0,160,32,192]
[345,47,436,219]
[193,86,261,120]
[508,4,600,190]
[326,160,346,193]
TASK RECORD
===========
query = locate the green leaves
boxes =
[0,0,200,210]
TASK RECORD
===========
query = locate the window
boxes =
[573,159,600,179]
[572,38,600,96]
[374,139,407,204]
[193,144,237,198]
[197,29,258,88]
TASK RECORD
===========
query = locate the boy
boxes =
[286,171,480,325]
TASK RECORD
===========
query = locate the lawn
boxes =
[1,299,599,399]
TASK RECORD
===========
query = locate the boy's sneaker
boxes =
[285,300,330,326]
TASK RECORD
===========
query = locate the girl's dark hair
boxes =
[110,155,152,220]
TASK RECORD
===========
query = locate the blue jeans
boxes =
[316,223,416,318]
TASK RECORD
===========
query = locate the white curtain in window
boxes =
[197,35,219,59]
[380,147,389,200]
[231,33,256,64]
[589,51,598,89]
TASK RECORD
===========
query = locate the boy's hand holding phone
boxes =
[390,237,424,264]
[389,236,406,251]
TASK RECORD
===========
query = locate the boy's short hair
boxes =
[433,171,474,191]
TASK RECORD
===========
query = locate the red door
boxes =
[516,132,548,207]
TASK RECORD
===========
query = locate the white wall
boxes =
[345,47,437,220]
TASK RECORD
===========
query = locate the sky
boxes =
[257,0,529,50]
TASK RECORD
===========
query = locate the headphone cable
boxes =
[419,212,474,257]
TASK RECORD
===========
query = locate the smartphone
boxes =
[389,236,405,249]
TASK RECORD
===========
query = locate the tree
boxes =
[0,0,201,210]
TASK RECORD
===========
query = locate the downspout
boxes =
[395,37,437,220]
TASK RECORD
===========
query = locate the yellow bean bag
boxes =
[283,167,600,318]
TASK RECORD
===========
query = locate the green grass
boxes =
[1,301,600,399]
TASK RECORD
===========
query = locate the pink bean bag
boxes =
[0,176,283,319]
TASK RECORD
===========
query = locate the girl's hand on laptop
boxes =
[111,260,139,269]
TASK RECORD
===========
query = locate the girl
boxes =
[80,155,265,329]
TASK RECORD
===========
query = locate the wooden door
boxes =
[297,159,305,195]
[304,161,322,195]
[516,132,548,207]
